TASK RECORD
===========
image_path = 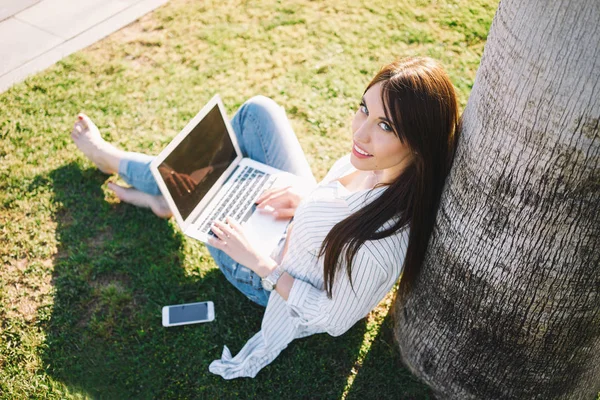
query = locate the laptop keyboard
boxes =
[194,165,273,236]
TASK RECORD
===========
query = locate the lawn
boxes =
[0,0,498,398]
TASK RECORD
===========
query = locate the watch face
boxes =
[261,278,274,291]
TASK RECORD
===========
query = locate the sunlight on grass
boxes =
[342,289,396,399]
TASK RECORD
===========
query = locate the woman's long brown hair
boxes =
[319,57,460,298]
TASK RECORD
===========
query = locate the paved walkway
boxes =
[0,0,168,93]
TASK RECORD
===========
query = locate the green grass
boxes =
[0,0,497,398]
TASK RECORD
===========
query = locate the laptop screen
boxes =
[156,104,237,220]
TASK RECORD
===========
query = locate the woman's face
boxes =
[350,82,413,182]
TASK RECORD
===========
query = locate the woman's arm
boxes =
[273,273,294,300]
[209,218,394,337]
[250,259,293,300]
[253,251,389,336]
[208,218,294,301]
[282,251,389,336]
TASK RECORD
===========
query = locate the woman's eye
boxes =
[359,103,368,115]
[379,122,392,132]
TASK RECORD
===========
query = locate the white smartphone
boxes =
[162,301,215,327]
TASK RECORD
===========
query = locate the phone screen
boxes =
[169,303,208,324]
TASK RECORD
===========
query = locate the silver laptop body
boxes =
[150,94,313,255]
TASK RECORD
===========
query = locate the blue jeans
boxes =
[118,96,315,306]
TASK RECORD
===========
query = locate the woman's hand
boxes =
[158,165,214,197]
[158,165,197,197]
[208,217,276,277]
[255,186,303,219]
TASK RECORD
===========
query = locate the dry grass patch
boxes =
[3,258,54,323]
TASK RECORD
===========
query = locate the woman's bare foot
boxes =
[108,182,172,219]
[71,113,124,174]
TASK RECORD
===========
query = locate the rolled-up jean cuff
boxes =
[118,157,162,196]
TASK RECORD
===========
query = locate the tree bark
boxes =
[393,0,600,398]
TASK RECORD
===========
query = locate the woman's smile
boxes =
[352,141,373,158]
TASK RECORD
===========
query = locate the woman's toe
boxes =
[79,113,100,134]
[71,120,85,138]
[77,113,89,129]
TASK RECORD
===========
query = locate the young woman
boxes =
[70,56,460,379]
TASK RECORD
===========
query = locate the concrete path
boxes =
[0,0,168,93]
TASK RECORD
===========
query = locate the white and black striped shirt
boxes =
[209,155,409,379]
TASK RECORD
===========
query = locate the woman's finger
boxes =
[258,204,276,214]
[169,176,185,198]
[256,192,279,207]
[261,195,293,209]
[256,186,287,202]
[273,207,295,219]
[182,174,197,192]
[173,172,191,193]
[210,224,227,241]
[256,186,289,204]
[213,219,236,237]
[171,174,186,195]
[257,192,292,209]
[208,236,226,249]
[225,216,244,233]
[173,172,195,194]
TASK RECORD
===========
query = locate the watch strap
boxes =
[264,264,285,289]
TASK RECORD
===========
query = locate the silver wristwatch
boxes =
[261,264,285,291]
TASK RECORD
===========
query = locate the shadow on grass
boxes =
[345,313,433,400]
[37,163,430,399]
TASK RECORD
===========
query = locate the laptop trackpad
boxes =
[242,211,289,256]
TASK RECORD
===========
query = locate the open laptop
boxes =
[150,94,313,255]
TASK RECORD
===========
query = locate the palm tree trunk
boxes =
[393,0,600,398]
